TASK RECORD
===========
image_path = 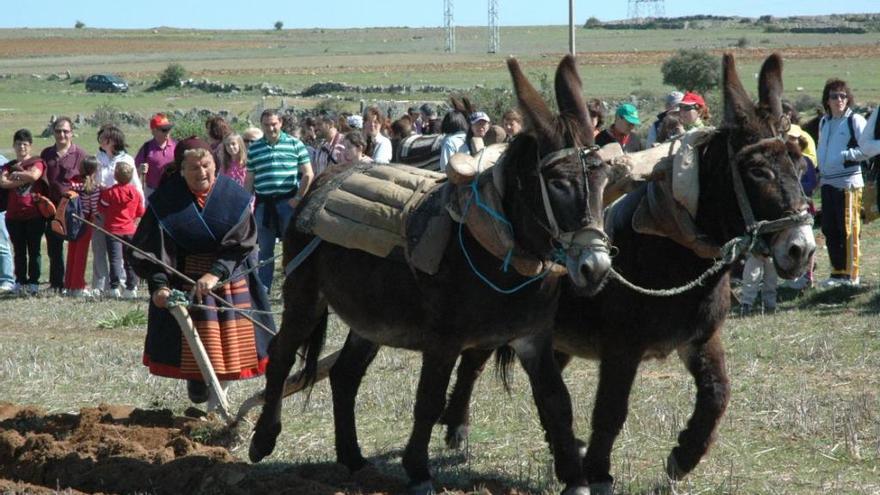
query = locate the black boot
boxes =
[187,380,209,404]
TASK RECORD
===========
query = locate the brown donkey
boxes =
[440,53,817,494]
[249,55,620,495]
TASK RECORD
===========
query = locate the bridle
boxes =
[531,146,611,255]
[726,136,813,254]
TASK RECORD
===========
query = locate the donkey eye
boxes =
[549,179,571,190]
[748,167,776,181]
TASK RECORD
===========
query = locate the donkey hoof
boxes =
[588,481,613,495]
[407,480,435,495]
[445,425,468,449]
[561,485,591,495]
[248,422,281,463]
[665,452,687,481]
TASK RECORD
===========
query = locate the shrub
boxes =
[735,36,749,48]
[661,49,721,93]
[274,21,284,31]
[168,115,208,141]
[74,20,85,29]
[153,63,187,90]
[584,17,603,29]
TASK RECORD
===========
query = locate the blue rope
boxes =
[457,181,560,294]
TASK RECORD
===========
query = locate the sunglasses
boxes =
[828,92,848,100]
[157,127,172,133]
[677,104,697,112]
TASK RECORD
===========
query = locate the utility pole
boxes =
[488,0,500,53]
[568,0,575,56]
[444,0,456,53]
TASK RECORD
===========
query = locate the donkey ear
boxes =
[507,57,556,140]
[449,96,465,112]
[758,53,784,119]
[461,96,476,114]
[721,52,755,128]
[554,55,594,145]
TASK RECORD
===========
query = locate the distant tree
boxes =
[735,36,749,48]
[274,21,284,31]
[584,17,603,29]
[661,49,721,93]
[153,63,187,90]
[74,20,85,29]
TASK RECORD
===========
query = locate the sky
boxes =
[0,0,876,29]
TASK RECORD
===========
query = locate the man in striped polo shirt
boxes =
[246,109,314,292]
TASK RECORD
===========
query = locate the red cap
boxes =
[149,113,173,130]
[680,92,706,108]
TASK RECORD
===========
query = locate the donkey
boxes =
[438,53,817,494]
[249,55,617,495]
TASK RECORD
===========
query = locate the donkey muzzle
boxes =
[562,229,612,293]
[772,224,816,279]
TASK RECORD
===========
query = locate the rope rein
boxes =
[73,213,280,334]
[606,134,813,297]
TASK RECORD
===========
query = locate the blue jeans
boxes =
[254,196,295,292]
[0,212,14,286]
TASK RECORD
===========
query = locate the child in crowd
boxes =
[217,133,248,188]
[740,249,778,315]
[64,156,101,297]
[342,131,371,165]
[98,159,144,299]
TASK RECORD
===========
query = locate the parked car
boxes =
[85,74,128,93]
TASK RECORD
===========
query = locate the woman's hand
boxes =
[152,287,172,308]
[194,273,220,303]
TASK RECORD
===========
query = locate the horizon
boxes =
[0,1,877,30]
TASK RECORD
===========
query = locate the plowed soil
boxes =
[0,403,530,495]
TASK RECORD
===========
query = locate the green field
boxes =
[2,25,880,156]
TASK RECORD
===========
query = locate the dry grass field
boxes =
[0,23,879,495]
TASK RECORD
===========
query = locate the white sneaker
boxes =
[121,288,138,299]
[108,287,122,299]
[818,278,844,289]
[845,277,860,288]
[0,282,15,294]
[67,289,84,298]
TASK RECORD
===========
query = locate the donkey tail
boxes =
[493,345,517,394]
[299,308,329,390]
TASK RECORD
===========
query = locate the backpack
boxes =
[50,191,87,241]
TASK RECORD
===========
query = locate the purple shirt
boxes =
[135,138,177,189]
[40,143,87,204]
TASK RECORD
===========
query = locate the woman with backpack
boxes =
[816,78,867,288]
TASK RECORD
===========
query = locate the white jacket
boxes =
[96,150,145,206]
[817,108,866,189]
[857,105,880,159]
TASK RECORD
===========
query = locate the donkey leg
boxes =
[330,331,380,472]
[512,334,589,494]
[250,269,325,463]
[439,348,493,449]
[667,333,729,480]
[401,348,460,495]
[582,353,640,491]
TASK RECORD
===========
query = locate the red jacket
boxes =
[98,183,145,235]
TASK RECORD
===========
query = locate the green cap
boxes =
[616,103,640,125]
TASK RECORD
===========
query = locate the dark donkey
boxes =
[439,53,817,494]
[249,55,616,495]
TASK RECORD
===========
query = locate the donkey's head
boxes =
[710,53,815,278]
[501,55,614,294]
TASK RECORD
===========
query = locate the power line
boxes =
[488,0,500,53]
[444,0,455,53]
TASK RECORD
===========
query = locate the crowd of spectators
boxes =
[0,85,878,307]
